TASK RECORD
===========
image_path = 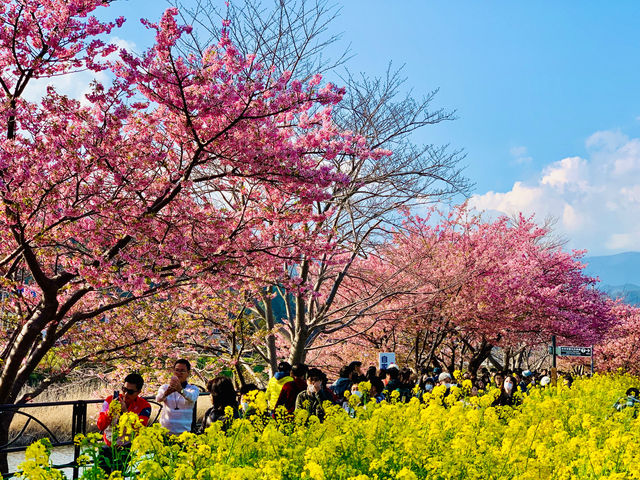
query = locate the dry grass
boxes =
[8,384,212,447]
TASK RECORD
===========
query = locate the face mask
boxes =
[444,383,452,389]
[504,381,514,392]
[352,390,362,398]
[307,384,316,394]
[424,385,433,392]
[241,401,249,411]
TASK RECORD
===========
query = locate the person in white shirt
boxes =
[155,359,200,435]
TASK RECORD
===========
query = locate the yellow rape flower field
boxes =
[17,374,640,480]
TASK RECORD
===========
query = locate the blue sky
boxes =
[94,1,640,256]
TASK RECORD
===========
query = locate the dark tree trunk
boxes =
[264,293,278,376]
[288,330,308,365]
[0,411,15,475]
[467,342,494,375]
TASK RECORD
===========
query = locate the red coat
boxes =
[275,377,307,413]
[97,395,151,446]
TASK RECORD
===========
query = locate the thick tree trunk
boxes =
[503,347,513,372]
[288,291,309,365]
[446,345,456,375]
[234,361,246,387]
[413,333,421,372]
[515,347,526,369]
[0,411,15,475]
[288,329,308,365]
[467,342,494,375]
[487,353,504,371]
[263,292,278,375]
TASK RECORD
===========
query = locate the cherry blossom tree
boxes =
[0,1,380,469]
[311,206,614,374]
[596,303,640,375]
[174,0,470,370]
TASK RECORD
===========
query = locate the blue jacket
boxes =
[330,377,352,398]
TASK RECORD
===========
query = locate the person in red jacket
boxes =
[96,373,151,473]
[275,363,308,413]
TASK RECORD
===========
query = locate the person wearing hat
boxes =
[431,367,442,384]
[519,370,534,392]
[266,361,293,410]
[438,371,453,388]
[435,371,454,405]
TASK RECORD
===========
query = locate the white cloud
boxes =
[22,36,137,105]
[509,145,532,164]
[606,232,640,251]
[620,185,640,204]
[585,130,628,151]
[470,129,640,255]
[540,156,588,192]
[562,204,582,231]
[23,70,110,106]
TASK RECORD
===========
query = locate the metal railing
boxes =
[0,392,209,479]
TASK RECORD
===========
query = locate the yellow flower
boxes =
[349,393,362,408]
[16,439,65,480]
[16,373,640,480]
[117,411,143,442]
[305,461,325,480]
[108,397,122,419]
[462,379,473,393]
[224,405,234,419]
[396,467,418,480]
[358,381,371,395]
[197,444,212,458]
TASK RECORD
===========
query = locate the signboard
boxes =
[548,345,592,357]
[558,346,592,357]
[378,352,396,370]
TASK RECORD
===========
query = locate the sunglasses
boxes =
[122,387,138,395]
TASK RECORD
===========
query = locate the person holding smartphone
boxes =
[96,372,151,473]
[155,359,200,435]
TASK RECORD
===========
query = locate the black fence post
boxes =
[191,397,198,433]
[71,401,87,480]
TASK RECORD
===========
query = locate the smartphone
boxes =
[113,390,119,401]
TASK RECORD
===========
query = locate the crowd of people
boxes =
[193,361,579,426]
[95,358,581,472]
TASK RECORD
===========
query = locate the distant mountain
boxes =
[583,252,640,306]
[598,284,640,306]
[583,252,640,285]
